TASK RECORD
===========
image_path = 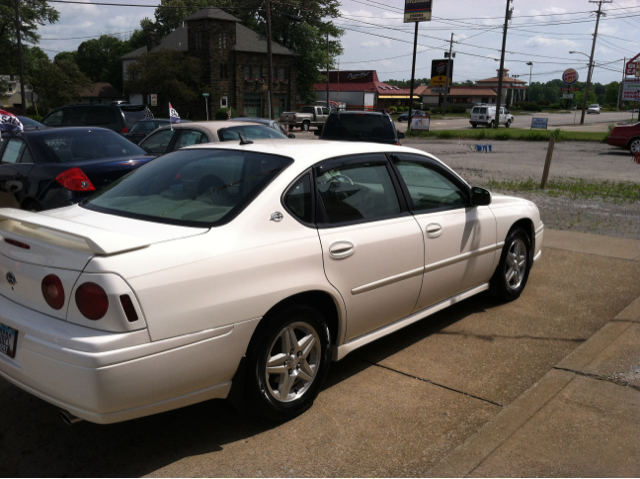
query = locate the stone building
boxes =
[121,7,297,118]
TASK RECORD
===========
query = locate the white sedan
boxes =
[0,140,543,424]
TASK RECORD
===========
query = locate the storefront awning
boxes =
[378,95,412,99]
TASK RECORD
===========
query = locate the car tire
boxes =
[490,227,532,302]
[506,120,512,128]
[489,121,495,128]
[302,121,310,131]
[629,138,640,153]
[21,200,42,212]
[471,123,477,128]
[245,304,331,422]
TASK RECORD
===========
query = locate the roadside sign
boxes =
[562,69,579,85]
[431,59,454,86]
[202,93,210,97]
[562,94,574,99]
[561,87,579,91]
[531,117,548,130]
[626,55,640,76]
[150,94,157,107]
[404,0,432,23]
[636,62,640,78]
[411,114,430,131]
[623,79,640,101]
[431,87,448,94]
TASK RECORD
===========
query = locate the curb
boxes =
[428,295,640,477]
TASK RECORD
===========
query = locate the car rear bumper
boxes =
[0,293,259,424]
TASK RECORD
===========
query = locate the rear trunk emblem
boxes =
[6,272,17,286]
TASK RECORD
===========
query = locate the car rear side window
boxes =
[322,114,395,142]
[86,108,118,126]
[121,107,148,129]
[315,159,401,225]
[32,130,146,162]
[42,110,63,127]
[0,138,26,164]
[176,130,208,149]
[284,174,313,224]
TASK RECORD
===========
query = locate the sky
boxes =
[33,0,640,86]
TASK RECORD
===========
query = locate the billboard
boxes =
[404,0,432,23]
[623,79,640,101]
[626,55,640,77]
[431,59,453,86]
[562,69,579,85]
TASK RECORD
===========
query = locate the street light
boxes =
[526,62,533,102]
[569,51,594,124]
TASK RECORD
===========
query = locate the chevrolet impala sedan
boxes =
[0,140,543,424]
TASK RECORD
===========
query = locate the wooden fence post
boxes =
[540,135,556,189]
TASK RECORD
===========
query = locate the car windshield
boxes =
[321,113,396,142]
[218,125,287,141]
[121,106,148,129]
[83,148,293,227]
[589,104,599,108]
[31,129,146,162]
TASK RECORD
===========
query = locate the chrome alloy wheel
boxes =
[264,322,321,403]
[630,139,640,153]
[505,238,527,290]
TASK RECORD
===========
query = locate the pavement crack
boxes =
[355,357,505,408]
[435,331,586,343]
[553,366,640,393]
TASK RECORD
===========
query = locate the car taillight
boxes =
[42,274,65,310]
[293,114,297,120]
[55,167,96,192]
[121,127,129,133]
[76,282,109,320]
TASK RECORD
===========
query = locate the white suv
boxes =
[470,105,514,128]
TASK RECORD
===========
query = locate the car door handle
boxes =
[426,223,443,238]
[329,241,355,259]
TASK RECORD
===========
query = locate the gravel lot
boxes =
[403,139,640,240]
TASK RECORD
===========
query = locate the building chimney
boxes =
[147,31,159,52]
[496,68,509,78]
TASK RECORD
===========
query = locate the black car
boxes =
[0,127,154,211]
[318,110,405,145]
[397,110,426,122]
[40,104,149,134]
[16,116,46,130]
[123,119,191,144]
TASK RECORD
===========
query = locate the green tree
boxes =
[150,0,343,103]
[124,49,213,116]
[604,81,619,107]
[574,89,598,107]
[75,35,131,93]
[128,18,155,50]
[28,57,91,111]
[0,0,59,72]
[54,51,78,64]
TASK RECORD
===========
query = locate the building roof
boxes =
[184,7,241,22]
[121,45,146,60]
[313,71,411,94]
[418,86,498,97]
[120,26,188,61]
[233,23,295,56]
[475,77,526,84]
[79,83,123,98]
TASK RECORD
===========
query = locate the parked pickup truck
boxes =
[280,105,330,131]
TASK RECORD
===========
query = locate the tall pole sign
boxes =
[404,1,432,131]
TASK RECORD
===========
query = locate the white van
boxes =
[470,105,514,128]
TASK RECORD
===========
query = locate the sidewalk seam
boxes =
[553,366,640,393]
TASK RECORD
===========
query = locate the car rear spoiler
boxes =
[0,208,149,256]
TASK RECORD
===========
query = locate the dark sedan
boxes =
[0,127,154,211]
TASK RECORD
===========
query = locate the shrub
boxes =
[32,115,42,122]
[423,106,431,112]
[537,99,551,106]
[388,106,397,113]
[215,108,237,120]
[521,102,542,112]
[397,106,405,113]
[445,105,466,114]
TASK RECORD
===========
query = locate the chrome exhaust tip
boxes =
[59,410,83,425]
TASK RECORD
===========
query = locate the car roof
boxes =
[180,139,439,170]
[6,126,114,137]
[155,121,265,133]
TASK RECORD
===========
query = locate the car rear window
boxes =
[472,107,487,114]
[218,125,287,141]
[321,113,396,141]
[121,106,148,129]
[83,149,293,227]
[31,129,146,162]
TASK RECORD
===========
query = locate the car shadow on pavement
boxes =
[0,294,497,477]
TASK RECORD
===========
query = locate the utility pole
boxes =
[618,57,625,111]
[580,0,611,125]
[14,0,26,115]
[407,22,419,131]
[326,33,330,109]
[265,0,274,120]
[526,62,533,102]
[495,0,513,128]
[441,33,454,116]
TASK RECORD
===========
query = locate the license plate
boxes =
[0,322,17,359]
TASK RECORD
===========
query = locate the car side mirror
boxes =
[288,133,296,139]
[397,132,405,139]
[470,186,491,206]
[314,130,320,136]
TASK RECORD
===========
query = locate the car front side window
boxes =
[140,129,177,154]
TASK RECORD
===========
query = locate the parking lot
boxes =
[1,129,640,476]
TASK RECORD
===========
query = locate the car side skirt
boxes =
[332,283,490,361]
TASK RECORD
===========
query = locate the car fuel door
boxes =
[314,154,424,342]
[391,154,498,312]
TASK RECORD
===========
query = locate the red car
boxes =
[608,122,640,152]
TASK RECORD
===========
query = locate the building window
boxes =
[253,66,261,80]
[194,32,202,50]
[219,33,227,49]
[220,63,228,80]
[244,65,252,80]
[279,67,287,81]
[220,96,228,108]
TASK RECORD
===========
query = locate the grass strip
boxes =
[405,128,608,142]
[485,178,640,203]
